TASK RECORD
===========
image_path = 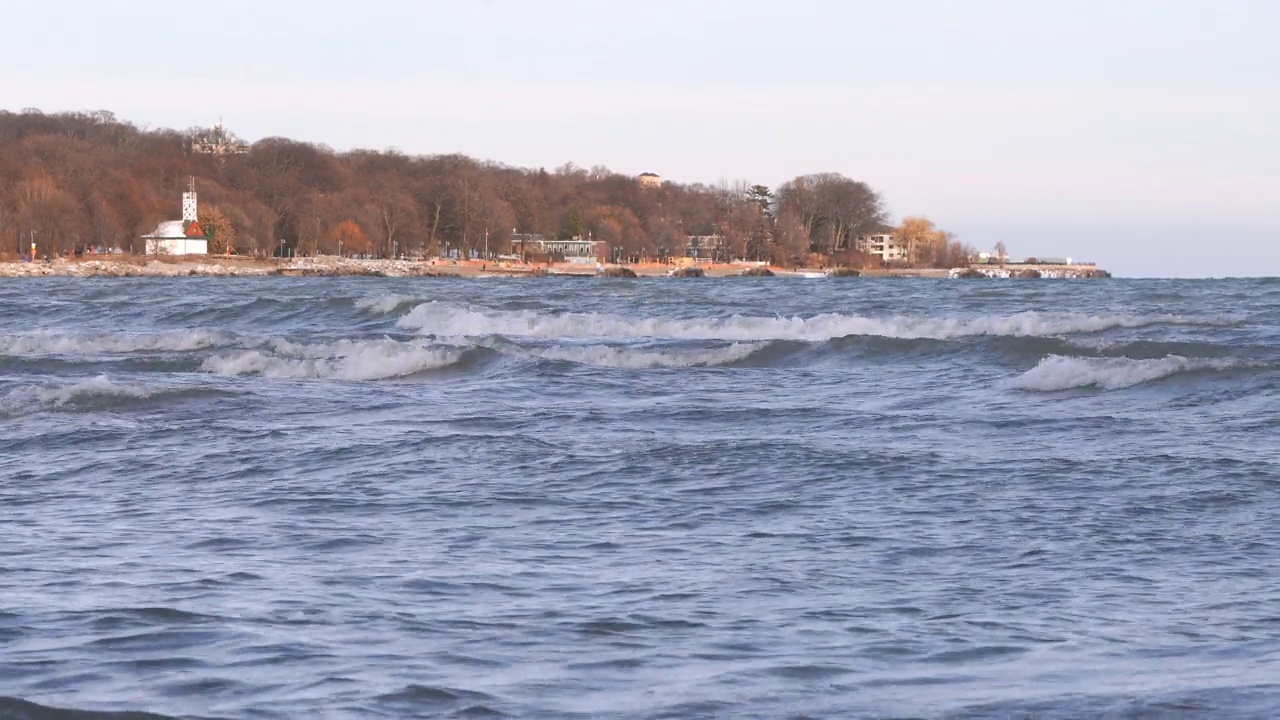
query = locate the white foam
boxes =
[354,294,418,315]
[397,302,1227,343]
[202,338,463,380]
[0,330,229,355]
[1007,354,1245,391]
[3,375,158,411]
[528,342,763,369]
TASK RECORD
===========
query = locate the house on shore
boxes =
[511,233,601,264]
[857,228,908,263]
[142,182,208,256]
[685,235,727,261]
[638,172,661,189]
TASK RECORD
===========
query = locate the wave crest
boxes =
[2,375,166,414]
[202,339,465,380]
[397,303,1227,342]
[354,294,419,315]
[0,330,230,355]
[1007,354,1249,391]
[528,342,764,368]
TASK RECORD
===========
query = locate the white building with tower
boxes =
[142,179,208,256]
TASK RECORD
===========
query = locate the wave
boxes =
[1,375,179,415]
[202,338,467,380]
[0,696,181,719]
[1006,354,1254,391]
[0,330,230,356]
[526,341,765,369]
[397,302,1228,342]
[7,375,160,405]
[354,293,420,315]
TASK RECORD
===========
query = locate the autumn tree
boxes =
[0,109,939,270]
[775,173,885,256]
[370,190,417,258]
[894,216,964,268]
[15,174,80,255]
[86,192,124,250]
[585,205,644,260]
[774,208,809,268]
[199,205,237,255]
[331,219,370,257]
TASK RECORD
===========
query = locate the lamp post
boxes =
[279,238,286,260]
[338,239,343,258]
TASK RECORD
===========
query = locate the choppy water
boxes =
[1,277,1278,719]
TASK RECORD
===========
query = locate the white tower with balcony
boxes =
[182,177,198,224]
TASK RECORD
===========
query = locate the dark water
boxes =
[1,277,1277,719]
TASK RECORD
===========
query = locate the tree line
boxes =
[0,109,973,266]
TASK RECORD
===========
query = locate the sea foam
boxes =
[0,330,230,355]
[354,294,420,315]
[202,338,464,380]
[2,375,161,413]
[527,342,764,369]
[1007,354,1248,391]
[396,302,1229,342]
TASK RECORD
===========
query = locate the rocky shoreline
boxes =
[0,258,462,278]
[0,257,1112,279]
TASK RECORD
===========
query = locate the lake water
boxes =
[1,276,1277,719]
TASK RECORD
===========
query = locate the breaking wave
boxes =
[202,338,467,380]
[1006,355,1252,391]
[354,294,420,315]
[526,341,765,369]
[0,375,190,415]
[397,303,1228,342]
[0,330,231,355]
[6,375,156,405]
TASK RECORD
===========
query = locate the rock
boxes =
[1083,269,1112,278]
[1014,268,1041,279]
[825,268,860,278]
[603,266,638,278]
[954,268,989,279]
[669,267,705,278]
[741,267,774,277]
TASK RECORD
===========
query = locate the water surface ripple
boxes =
[1,277,1278,719]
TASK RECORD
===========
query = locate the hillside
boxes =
[0,109,969,266]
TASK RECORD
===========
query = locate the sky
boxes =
[4,0,1278,277]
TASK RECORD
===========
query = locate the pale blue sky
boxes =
[5,0,1279,276]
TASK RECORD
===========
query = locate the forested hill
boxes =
[0,109,967,264]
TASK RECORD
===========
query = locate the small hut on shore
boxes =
[141,180,208,256]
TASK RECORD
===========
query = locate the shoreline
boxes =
[0,256,1110,279]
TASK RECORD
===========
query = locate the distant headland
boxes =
[0,109,1107,278]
